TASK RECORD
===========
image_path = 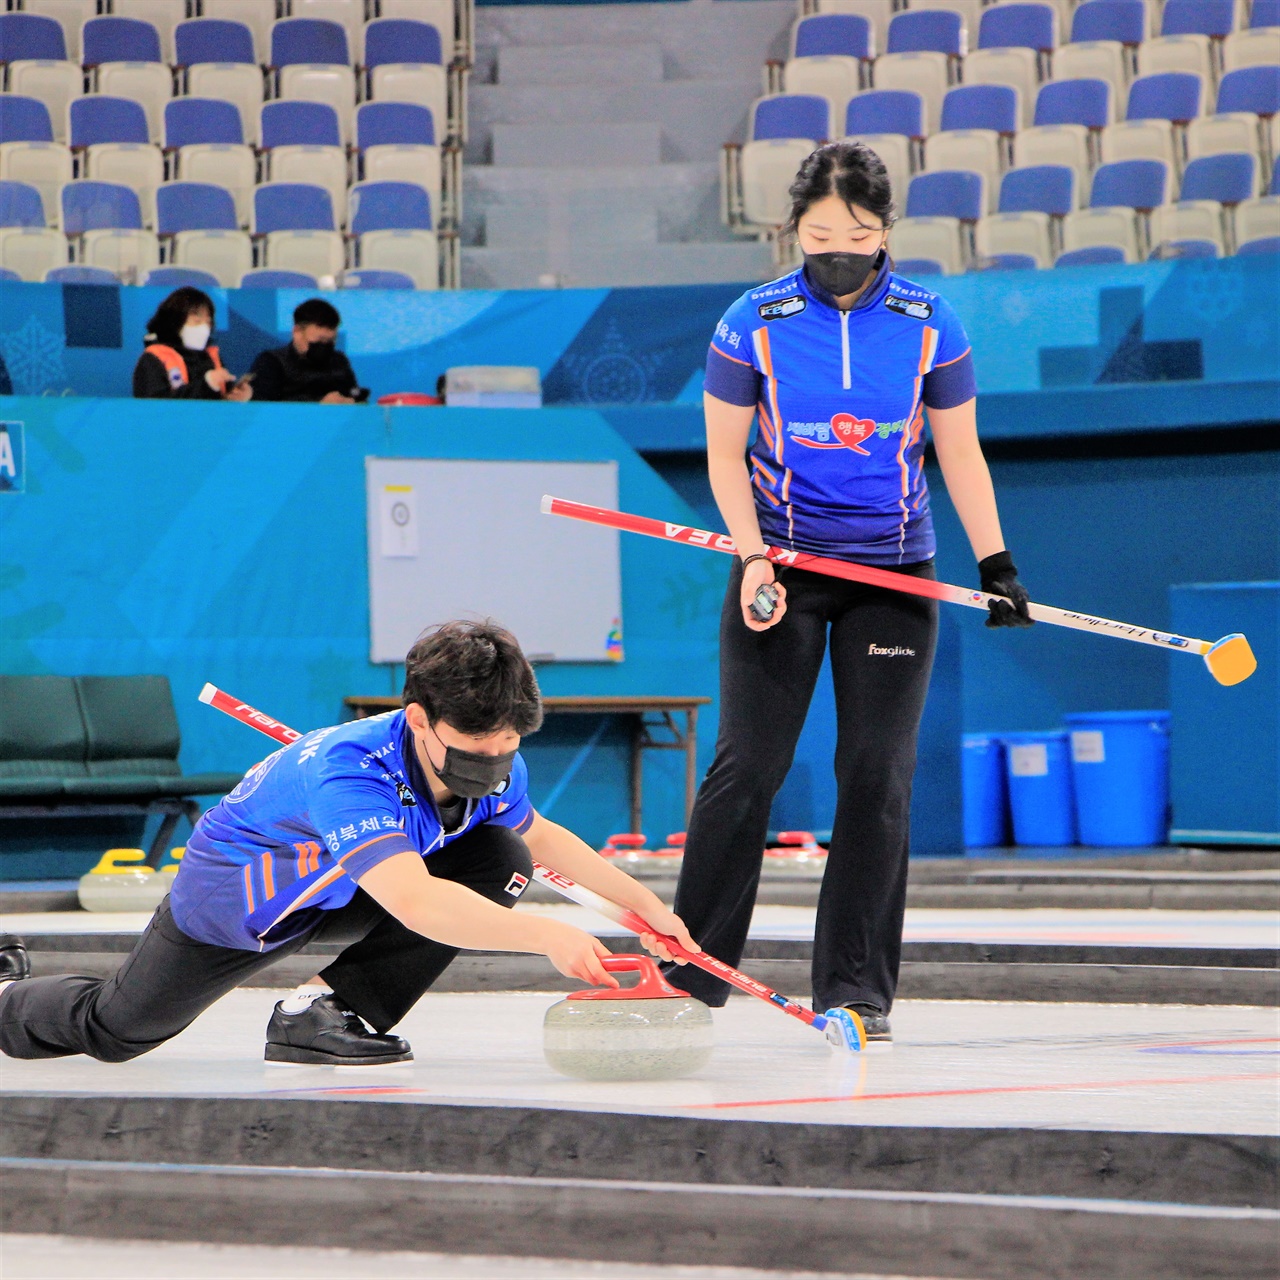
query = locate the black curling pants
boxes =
[0,823,532,1062]
[667,559,937,1015]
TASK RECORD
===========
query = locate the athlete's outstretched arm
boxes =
[356,851,619,987]
[705,392,789,631]
[928,397,1007,562]
[522,811,696,964]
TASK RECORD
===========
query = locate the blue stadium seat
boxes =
[751,95,832,142]
[349,181,432,235]
[1216,66,1280,115]
[845,90,925,138]
[363,19,444,69]
[0,96,55,144]
[260,100,343,149]
[1152,238,1218,258]
[1091,158,1170,208]
[1237,236,1280,253]
[46,264,119,283]
[1070,1,1145,45]
[1162,0,1237,38]
[1180,153,1257,202]
[940,85,1018,133]
[174,19,256,67]
[253,183,336,233]
[62,180,143,233]
[239,268,319,288]
[342,268,415,289]
[356,102,435,151]
[164,99,244,149]
[894,257,943,274]
[906,170,984,219]
[0,12,67,63]
[1272,158,1280,195]
[1056,245,1127,265]
[82,16,163,65]
[1126,72,1204,123]
[886,10,963,55]
[270,18,349,67]
[981,252,1039,269]
[999,165,1076,214]
[978,4,1057,52]
[0,266,20,282]
[794,14,873,60]
[1035,78,1112,128]
[157,181,238,235]
[144,266,221,288]
[69,97,150,148]
[1251,0,1280,28]
[0,180,46,227]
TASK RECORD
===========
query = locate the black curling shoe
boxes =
[265,994,413,1066]
[0,934,30,983]
[844,1003,892,1043]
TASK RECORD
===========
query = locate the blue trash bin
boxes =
[1004,731,1076,846]
[1063,710,1171,846]
[962,734,1008,848]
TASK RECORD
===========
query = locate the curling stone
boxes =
[77,848,168,913]
[764,831,826,864]
[598,833,649,867]
[543,954,714,1082]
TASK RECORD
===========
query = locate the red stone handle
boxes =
[568,953,688,1001]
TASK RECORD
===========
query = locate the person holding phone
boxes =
[664,141,1032,1043]
[132,287,253,401]
[249,298,369,404]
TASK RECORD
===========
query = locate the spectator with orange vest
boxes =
[131,288,252,401]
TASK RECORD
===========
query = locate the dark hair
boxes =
[785,141,896,235]
[293,297,341,330]
[403,620,543,736]
[145,287,215,349]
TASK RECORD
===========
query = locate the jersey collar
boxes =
[800,250,892,315]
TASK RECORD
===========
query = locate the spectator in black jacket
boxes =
[248,298,367,404]
[132,288,252,401]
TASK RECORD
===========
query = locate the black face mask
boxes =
[427,725,516,799]
[304,340,335,367]
[804,247,885,298]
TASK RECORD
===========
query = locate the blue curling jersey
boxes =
[171,711,534,951]
[706,261,974,565]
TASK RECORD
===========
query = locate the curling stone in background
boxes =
[764,830,827,865]
[648,831,685,872]
[78,849,168,913]
[598,833,650,867]
[543,954,715,1082]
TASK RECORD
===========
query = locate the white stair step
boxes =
[492,122,662,169]
[498,41,664,87]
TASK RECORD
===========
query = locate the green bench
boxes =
[0,675,243,866]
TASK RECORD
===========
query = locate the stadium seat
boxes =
[1000,162,1077,212]
[0,266,19,282]
[349,180,432,235]
[843,89,925,202]
[260,101,348,226]
[812,0,895,57]
[1051,43,1128,121]
[0,12,67,62]
[976,162,1075,265]
[1102,118,1180,167]
[0,138,72,229]
[18,1,95,61]
[342,268,416,289]
[1,14,81,145]
[751,94,835,142]
[893,255,945,274]
[46,263,118,283]
[0,180,46,228]
[356,102,440,207]
[1149,151,1255,255]
[83,19,172,142]
[144,265,221,289]
[254,181,344,278]
[1013,123,1090,178]
[174,19,256,69]
[62,179,143,234]
[899,168,982,268]
[1070,1,1147,46]
[941,83,1021,132]
[1091,156,1171,207]
[290,0,366,54]
[82,226,159,280]
[1163,0,1240,39]
[1055,244,1129,264]
[239,267,319,288]
[186,64,267,146]
[69,97,162,226]
[271,19,356,140]
[785,14,873,106]
[876,14,958,132]
[164,99,244,152]
[1150,203,1226,256]
[1237,233,1280,251]
[156,182,239,236]
[1138,36,1215,84]
[201,0,273,63]
[0,226,66,280]
[111,1,185,62]
[1187,111,1266,163]
[69,96,149,149]
[0,96,55,144]
[1216,65,1280,114]
[1251,0,1280,28]
[1127,71,1206,122]
[80,18,164,68]
[1036,77,1115,127]
[363,18,446,80]
[963,48,1040,127]
[975,3,1056,111]
[890,216,965,272]
[739,139,816,225]
[173,228,254,288]
[886,8,965,56]
[356,227,438,289]
[263,227,345,279]
[1234,192,1280,249]
[975,209,1053,266]
[1181,150,1259,200]
[1223,28,1280,70]
[927,86,1018,210]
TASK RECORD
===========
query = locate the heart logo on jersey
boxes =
[830,414,876,455]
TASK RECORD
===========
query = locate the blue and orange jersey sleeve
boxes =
[481,753,534,834]
[704,294,762,408]
[308,746,418,881]
[921,293,976,409]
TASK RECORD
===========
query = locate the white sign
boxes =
[1071,730,1106,764]
[1009,743,1049,777]
[379,484,418,558]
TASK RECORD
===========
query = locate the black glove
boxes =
[978,551,1033,629]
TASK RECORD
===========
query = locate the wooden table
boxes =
[343,695,711,832]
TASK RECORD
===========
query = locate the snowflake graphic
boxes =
[0,316,67,395]
[1000,291,1032,325]
[560,319,666,405]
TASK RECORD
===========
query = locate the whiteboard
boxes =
[366,458,622,665]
